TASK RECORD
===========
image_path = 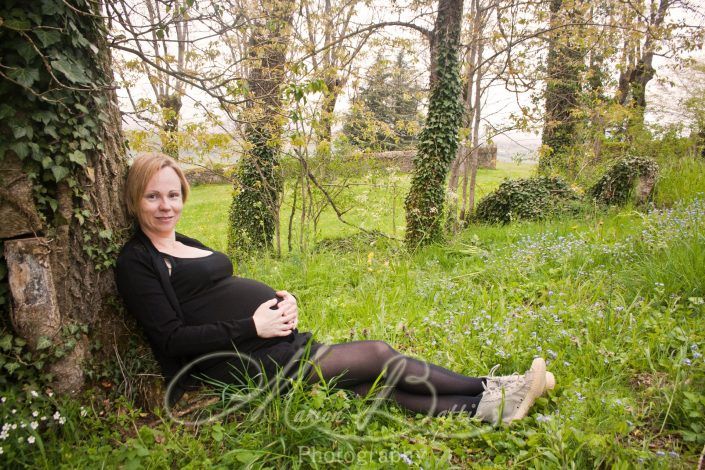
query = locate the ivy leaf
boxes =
[36,336,52,350]
[0,104,15,120]
[34,30,61,48]
[3,18,31,30]
[8,67,39,88]
[51,57,90,84]
[51,165,70,182]
[9,142,30,159]
[0,335,12,352]
[68,150,87,166]
[11,125,33,139]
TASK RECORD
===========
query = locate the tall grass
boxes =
[1,161,703,468]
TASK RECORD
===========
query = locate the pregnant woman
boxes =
[116,153,554,425]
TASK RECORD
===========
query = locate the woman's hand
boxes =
[252,297,297,338]
[276,290,298,329]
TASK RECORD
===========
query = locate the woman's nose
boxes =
[158,197,171,210]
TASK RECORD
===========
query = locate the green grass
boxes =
[2,160,704,468]
[179,161,536,252]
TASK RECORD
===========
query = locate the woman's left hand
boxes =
[276,290,298,329]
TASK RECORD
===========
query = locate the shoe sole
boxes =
[503,357,546,425]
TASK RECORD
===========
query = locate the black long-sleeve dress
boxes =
[116,229,320,403]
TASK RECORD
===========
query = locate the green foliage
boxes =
[227,129,282,254]
[588,156,658,206]
[0,0,120,263]
[405,26,464,247]
[474,176,581,224]
[653,156,705,206]
[3,170,705,467]
[342,51,423,151]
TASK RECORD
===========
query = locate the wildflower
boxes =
[535,414,552,423]
[27,436,35,445]
[30,390,38,398]
[40,416,47,421]
[655,450,665,457]
[0,430,8,440]
[53,411,61,421]
[693,352,702,359]
[547,349,557,359]
[0,397,5,403]
[80,407,88,417]
[563,361,571,367]
[669,451,678,458]
[11,409,16,415]
[46,391,53,398]
[682,358,692,366]
[10,424,16,430]
[0,446,3,454]
[30,421,38,430]
[32,411,38,418]
[59,417,66,425]
[399,453,413,465]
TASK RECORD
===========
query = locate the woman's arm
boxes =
[116,254,257,358]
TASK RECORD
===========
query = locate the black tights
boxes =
[309,341,485,416]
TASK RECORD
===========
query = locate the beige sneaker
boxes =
[475,358,547,425]
[486,364,556,394]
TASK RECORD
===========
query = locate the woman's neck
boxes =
[141,227,177,252]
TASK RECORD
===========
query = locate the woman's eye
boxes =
[169,193,181,199]
[146,194,157,200]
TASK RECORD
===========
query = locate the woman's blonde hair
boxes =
[125,152,190,219]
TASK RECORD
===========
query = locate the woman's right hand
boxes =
[252,298,297,338]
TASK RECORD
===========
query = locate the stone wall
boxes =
[363,145,497,172]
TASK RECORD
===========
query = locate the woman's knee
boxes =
[367,340,397,361]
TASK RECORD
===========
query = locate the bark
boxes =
[404,0,465,247]
[539,0,584,174]
[228,0,296,253]
[0,1,131,395]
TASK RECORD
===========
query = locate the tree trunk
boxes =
[228,0,296,254]
[405,0,465,247]
[539,0,584,175]
[0,0,130,395]
[158,94,183,158]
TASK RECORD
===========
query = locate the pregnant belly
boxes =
[181,277,278,325]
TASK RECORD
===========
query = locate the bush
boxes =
[474,176,581,224]
[588,156,658,206]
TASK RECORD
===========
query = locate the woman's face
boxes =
[138,166,183,237]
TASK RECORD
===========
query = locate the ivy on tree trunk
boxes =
[404,0,464,248]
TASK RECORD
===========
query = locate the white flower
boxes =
[0,445,3,454]
[10,424,17,430]
[46,391,53,398]
[80,407,88,417]
[30,421,38,430]
[27,436,35,445]
[58,417,66,425]
[53,411,61,421]
[32,411,39,417]
[40,416,47,421]
[30,390,38,398]
[0,397,5,403]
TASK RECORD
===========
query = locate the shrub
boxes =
[588,156,658,206]
[474,176,580,224]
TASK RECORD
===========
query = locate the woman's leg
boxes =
[309,340,485,396]
[349,382,482,416]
